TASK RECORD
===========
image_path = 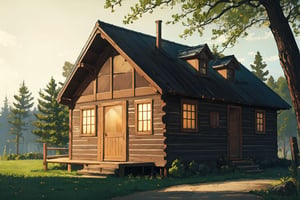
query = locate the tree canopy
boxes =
[105,0,299,50]
[105,0,300,132]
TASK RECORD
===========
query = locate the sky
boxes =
[0,0,299,107]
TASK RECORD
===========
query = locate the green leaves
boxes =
[104,0,299,49]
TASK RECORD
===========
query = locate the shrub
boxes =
[2,153,43,160]
[16,154,26,160]
[168,159,185,177]
[188,160,199,175]
[7,154,17,160]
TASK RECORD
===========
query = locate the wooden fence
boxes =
[43,143,69,171]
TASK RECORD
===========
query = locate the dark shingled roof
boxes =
[59,20,290,110]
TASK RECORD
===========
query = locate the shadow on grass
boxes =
[0,167,291,200]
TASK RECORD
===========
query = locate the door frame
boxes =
[227,105,242,160]
[98,101,127,161]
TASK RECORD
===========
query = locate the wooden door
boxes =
[102,102,127,161]
[228,106,242,160]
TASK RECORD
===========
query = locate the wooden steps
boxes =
[232,160,263,173]
[77,164,118,176]
[77,161,155,177]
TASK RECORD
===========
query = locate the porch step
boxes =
[77,164,118,176]
[232,160,263,173]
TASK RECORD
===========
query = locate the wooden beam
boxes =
[43,143,48,171]
[69,109,73,172]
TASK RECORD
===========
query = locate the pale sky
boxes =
[0,0,299,107]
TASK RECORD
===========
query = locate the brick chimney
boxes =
[155,20,162,49]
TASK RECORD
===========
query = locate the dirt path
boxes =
[113,179,277,200]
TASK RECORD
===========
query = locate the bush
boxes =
[188,160,199,175]
[168,159,185,177]
[2,153,43,160]
[16,154,26,160]
[6,154,17,160]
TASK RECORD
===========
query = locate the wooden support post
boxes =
[159,167,168,178]
[68,164,72,172]
[163,167,168,178]
[150,166,154,178]
[43,143,48,171]
[119,166,125,177]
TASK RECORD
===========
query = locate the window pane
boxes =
[138,111,143,120]
[137,102,151,132]
[113,55,132,73]
[182,102,197,130]
[138,121,143,132]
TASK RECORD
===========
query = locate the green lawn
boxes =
[0,160,293,200]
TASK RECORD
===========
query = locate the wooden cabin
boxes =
[57,20,290,174]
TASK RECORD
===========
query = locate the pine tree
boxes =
[1,96,10,118]
[266,76,277,90]
[0,96,12,154]
[32,77,69,147]
[9,81,34,155]
[62,61,73,79]
[250,51,269,82]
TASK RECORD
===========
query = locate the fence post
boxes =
[43,143,48,171]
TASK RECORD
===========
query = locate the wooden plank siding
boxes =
[242,108,278,160]
[71,93,167,167]
[163,95,279,166]
[71,109,98,161]
[163,96,228,167]
[127,95,166,167]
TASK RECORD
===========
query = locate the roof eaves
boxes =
[57,22,101,105]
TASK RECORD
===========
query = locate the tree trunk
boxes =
[16,135,19,156]
[261,0,300,133]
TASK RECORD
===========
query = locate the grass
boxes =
[0,160,294,200]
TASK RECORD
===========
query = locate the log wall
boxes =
[71,94,167,167]
[242,108,278,160]
[164,96,228,166]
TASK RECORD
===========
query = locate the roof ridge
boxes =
[97,19,192,49]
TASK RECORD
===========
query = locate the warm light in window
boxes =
[182,103,196,129]
[82,109,95,135]
[256,111,265,133]
[137,103,151,132]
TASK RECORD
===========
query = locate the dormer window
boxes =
[227,68,235,81]
[178,44,213,76]
[186,59,208,75]
[211,55,240,81]
[199,60,208,76]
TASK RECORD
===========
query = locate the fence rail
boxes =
[43,143,69,171]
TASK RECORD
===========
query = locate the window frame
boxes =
[80,105,97,137]
[181,99,198,132]
[255,110,266,134]
[199,59,208,76]
[135,99,153,134]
